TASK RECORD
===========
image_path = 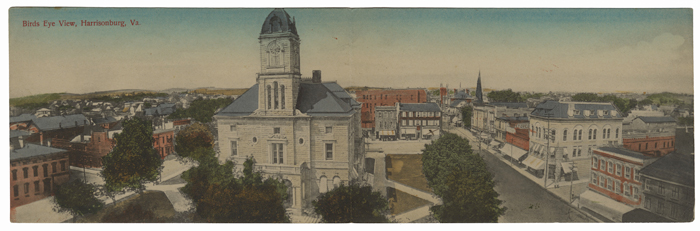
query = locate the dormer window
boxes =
[573,110,580,115]
[604,110,609,115]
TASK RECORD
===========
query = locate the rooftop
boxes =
[11,143,66,161]
[596,147,652,160]
[31,114,89,131]
[640,152,694,187]
[260,8,298,36]
[636,116,676,124]
[10,130,32,138]
[10,114,37,123]
[531,101,622,119]
[399,103,441,112]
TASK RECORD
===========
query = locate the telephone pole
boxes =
[570,161,577,203]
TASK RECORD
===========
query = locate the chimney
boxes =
[47,139,51,147]
[18,136,24,149]
[312,70,322,83]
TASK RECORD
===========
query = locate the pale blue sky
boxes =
[9,8,693,97]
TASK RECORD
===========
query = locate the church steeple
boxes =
[476,70,483,104]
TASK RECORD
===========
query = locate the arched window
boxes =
[319,176,328,193]
[616,128,619,138]
[593,129,597,139]
[573,129,578,140]
[588,129,593,140]
[563,129,568,141]
[273,82,279,109]
[333,177,341,189]
[606,128,611,139]
[280,85,286,109]
[578,129,582,140]
[267,85,272,109]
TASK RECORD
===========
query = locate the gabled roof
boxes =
[322,82,353,99]
[636,116,676,123]
[399,103,441,112]
[449,99,468,107]
[11,143,66,161]
[144,103,176,116]
[93,116,117,125]
[10,130,31,138]
[10,114,36,123]
[31,114,89,131]
[640,153,694,187]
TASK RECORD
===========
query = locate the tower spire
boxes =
[476,70,483,104]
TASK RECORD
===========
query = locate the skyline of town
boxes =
[9,8,693,98]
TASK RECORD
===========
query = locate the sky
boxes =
[8,8,694,98]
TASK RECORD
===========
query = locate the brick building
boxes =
[580,147,654,222]
[67,122,122,168]
[10,142,70,208]
[622,116,676,157]
[355,88,427,135]
[499,116,530,164]
[640,153,694,222]
[153,128,175,159]
[374,106,397,140]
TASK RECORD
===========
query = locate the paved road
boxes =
[479,148,594,222]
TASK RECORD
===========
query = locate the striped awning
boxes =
[523,156,546,170]
[379,130,395,136]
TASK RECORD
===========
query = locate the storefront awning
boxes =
[489,140,500,147]
[379,130,395,136]
[561,162,578,174]
[580,190,634,222]
[523,156,545,170]
[500,143,528,160]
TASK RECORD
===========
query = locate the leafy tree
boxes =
[421,133,505,222]
[678,116,694,126]
[167,98,233,123]
[430,168,505,222]
[181,157,289,223]
[638,98,654,106]
[53,180,104,222]
[461,106,473,128]
[175,122,215,161]
[312,181,390,223]
[486,89,522,102]
[101,117,162,194]
[571,93,638,114]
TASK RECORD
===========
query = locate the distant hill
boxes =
[344,86,387,92]
[189,88,248,96]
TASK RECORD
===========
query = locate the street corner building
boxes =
[213,9,366,215]
[10,139,70,208]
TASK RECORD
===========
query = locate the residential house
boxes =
[153,128,175,159]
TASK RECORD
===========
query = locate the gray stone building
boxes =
[214,9,365,215]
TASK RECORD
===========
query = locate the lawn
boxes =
[385,154,432,215]
[78,191,177,223]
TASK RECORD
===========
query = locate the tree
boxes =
[175,122,215,161]
[486,89,522,102]
[101,117,162,194]
[312,182,389,223]
[430,168,505,222]
[181,157,289,223]
[461,106,473,128]
[421,133,505,222]
[167,98,233,123]
[53,180,104,222]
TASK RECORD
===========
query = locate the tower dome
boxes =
[260,8,298,36]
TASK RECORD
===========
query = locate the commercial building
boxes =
[580,147,655,222]
[396,103,442,140]
[528,101,623,185]
[472,102,530,137]
[355,88,427,134]
[640,153,694,222]
[622,116,676,157]
[374,106,397,140]
[214,9,365,215]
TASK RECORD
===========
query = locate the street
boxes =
[479,149,593,222]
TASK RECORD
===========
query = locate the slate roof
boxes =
[31,114,89,131]
[450,99,468,107]
[216,84,259,117]
[531,101,622,119]
[11,143,66,161]
[93,116,117,125]
[497,116,529,121]
[636,116,676,124]
[640,152,694,187]
[144,103,176,116]
[10,114,36,123]
[597,147,652,160]
[453,90,472,99]
[399,103,441,112]
[216,82,355,117]
[622,209,673,222]
[10,130,31,138]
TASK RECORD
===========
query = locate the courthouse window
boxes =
[325,143,334,160]
[271,143,284,164]
[231,141,238,156]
